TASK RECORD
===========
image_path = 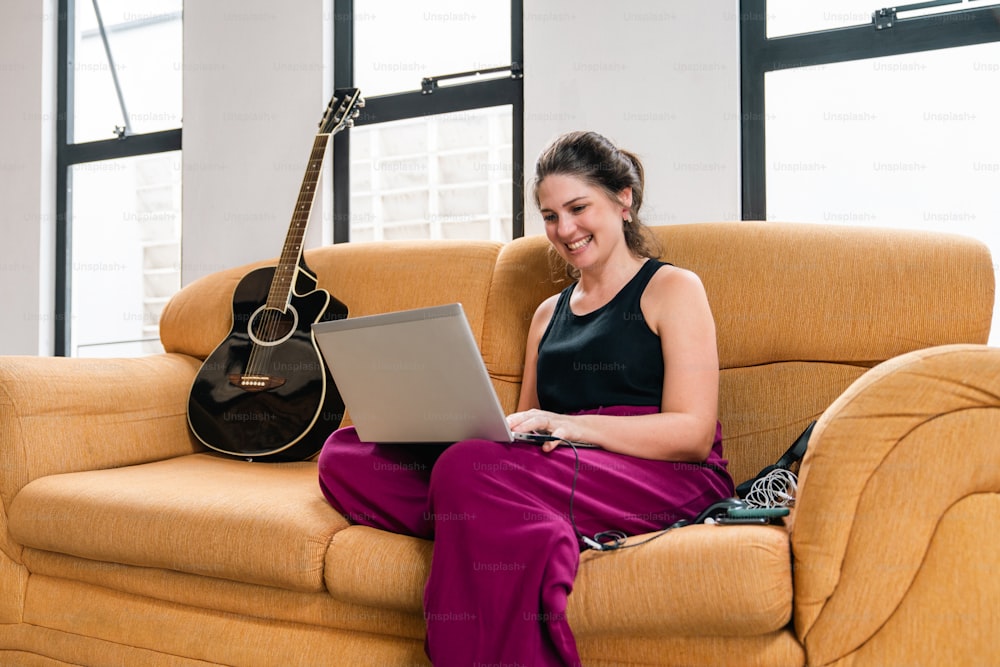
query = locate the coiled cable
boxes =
[743,467,798,509]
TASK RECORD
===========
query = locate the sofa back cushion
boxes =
[160,240,503,361]
[662,222,992,483]
[159,240,504,431]
[160,223,993,485]
[482,223,994,484]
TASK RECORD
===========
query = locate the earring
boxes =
[623,212,633,223]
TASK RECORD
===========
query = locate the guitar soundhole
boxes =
[247,305,299,346]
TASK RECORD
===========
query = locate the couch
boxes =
[0,222,996,666]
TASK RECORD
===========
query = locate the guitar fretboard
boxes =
[266,132,331,311]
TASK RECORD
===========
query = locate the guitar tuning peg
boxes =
[356,97,366,108]
[344,119,355,129]
[352,109,361,118]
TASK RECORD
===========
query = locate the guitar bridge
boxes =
[229,374,287,392]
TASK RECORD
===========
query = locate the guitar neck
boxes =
[266,132,332,310]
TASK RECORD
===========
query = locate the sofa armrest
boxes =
[0,353,203,506]
[790,344,1000,665]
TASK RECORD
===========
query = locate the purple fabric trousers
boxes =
[317,406,734,666]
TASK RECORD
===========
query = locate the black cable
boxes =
[563,440,682,552]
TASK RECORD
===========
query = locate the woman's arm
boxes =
[508,267,720,462]
[515,294,558,412]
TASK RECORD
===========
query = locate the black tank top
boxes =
[536,260,666,414]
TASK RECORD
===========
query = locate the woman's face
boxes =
[536,173,632,274]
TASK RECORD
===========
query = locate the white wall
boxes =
[181,0,334,285]
[0,2,56,355]
[522,0,741,234]
[182,0,741,272]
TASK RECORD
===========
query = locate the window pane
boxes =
[73,0,183,142]
[350,106,513,242]
[766,0,1000,37]
[765,43,1000,343]
[71,152,182,356]
[354,1,511,96]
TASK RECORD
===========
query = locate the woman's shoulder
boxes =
[643,263,712,324]
[532,292,561,322]
[647,262,708,296]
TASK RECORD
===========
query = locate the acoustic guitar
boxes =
[187,88,363,461]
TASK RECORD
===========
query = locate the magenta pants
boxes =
[317,406,734,666]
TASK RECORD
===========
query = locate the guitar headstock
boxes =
[318,88,365,136]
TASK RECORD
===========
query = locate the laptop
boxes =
[311,303,574,445]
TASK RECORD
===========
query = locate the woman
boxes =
[317,130,734,666]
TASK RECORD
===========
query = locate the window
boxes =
[332,0,523,243]
[71,152,181,357]
[741,0,1000,343]
[766,0,1000,38]
[352,1,511,98]
[57,0,182,356]
[350,107,514,242]
[71,0,183,142]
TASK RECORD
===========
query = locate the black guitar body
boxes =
[186,88,362,461]
[187,263,348,461]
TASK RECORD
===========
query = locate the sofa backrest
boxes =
[478,222,994,484]
[160,222,994,485]
[666,222,991,483]
[160,240,504,361]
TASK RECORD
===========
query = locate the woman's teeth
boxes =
[567,235,592,251]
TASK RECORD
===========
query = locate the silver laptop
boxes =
[311,303,563,445]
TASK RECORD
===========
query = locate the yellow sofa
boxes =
[0,222,996,666]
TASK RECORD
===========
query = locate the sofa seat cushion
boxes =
[9,453,347,593]
[325,522,793,636]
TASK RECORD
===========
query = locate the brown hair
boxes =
[532,131,661,279]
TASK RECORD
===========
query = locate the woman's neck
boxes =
[573,253,647,309]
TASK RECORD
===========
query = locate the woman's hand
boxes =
[507,409,583,452]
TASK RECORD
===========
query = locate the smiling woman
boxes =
[517,130,720,463]
[317,130,734,665]
[532,130,660,281]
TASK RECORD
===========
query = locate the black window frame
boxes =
[330,0,524,243]
[740,0,1000,220]
[55,0,182,356]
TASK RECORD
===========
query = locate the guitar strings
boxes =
[243,139,327,382]
[246,210,309,377]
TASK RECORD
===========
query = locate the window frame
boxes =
[739,0,1000,220]
[330,0,524,243]
[55,0,182,356]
